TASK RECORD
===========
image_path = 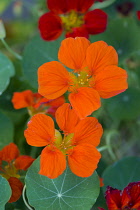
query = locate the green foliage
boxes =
[22,34,65,90]
[102,156,140,191]
[0,52,15,94]
[25,157,100,210]
[0,112,14,149]
[0,175,12,210]
[104,88,140,121]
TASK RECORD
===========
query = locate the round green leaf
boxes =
[0,52,15,94]
[0,175,12,210]
[102,156,140,191]
[22,34,65,90]
[25,157,100,210]
[90,18,140,63]
[104,88,140,121]
[0,112,14,149]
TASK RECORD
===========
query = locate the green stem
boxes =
[22,185,34,210]
[105,130,119,161]
[91,0,116,10]
[0,38,22,60]
[98,145,108,152]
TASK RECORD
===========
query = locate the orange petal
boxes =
[0,143,19,163]
[38,61,71,99]
[24,114,55,147]
[69,87,101,119]
[14,155,35,170]
[39,146,66,179]
[8,177,23,203]
[85,41,118,75]
[46,95,65,107]
[55,103,80,134]
[12,90,33,109]
[94,65,128,98]
[99,177,104,187]
[72,117,103,146]
[68,144,101,177]
[58,37,90,71]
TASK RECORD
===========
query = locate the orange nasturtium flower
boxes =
[38,37,128,119]
[0,143,34,203]
[24,103,103,179]
[12,90,65,117]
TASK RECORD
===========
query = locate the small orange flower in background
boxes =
[24,103,103,179]
[38,37,128,119]
[12,90,65,117]
[98,181,140,210]
[0,143,34,203]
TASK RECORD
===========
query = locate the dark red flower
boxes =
[137,11,140,20]
[38,0,107,41]
[99,181,140,210]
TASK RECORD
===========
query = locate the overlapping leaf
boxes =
[25,157,100,210]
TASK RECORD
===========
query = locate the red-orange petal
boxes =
[46,95,65,107]
[94,65,128,98]
[0,143,19,163]
[55,103,80,134]
[8,177,23,203]
[38,61,71,99]
[69,87,101,119]
[24,114,55,147]
[58,37,90,71]
[14,155,35,170]
[68,144,101,177]
[72,117,103,146]
[85,41,118,75]
[39,146,66,179]
[12,90,33,109]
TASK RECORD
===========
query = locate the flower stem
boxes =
[22,185,34,210]
[98,145,109,152]
[91,0,117,10]
[0,38,22,60]
[105,130,119,161]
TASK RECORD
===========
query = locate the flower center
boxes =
[60,10,84,32]
[54,130,74,154]
[68,70,93,92]
[1,162,20,179]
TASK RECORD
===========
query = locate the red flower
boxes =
[24,103,103,179]
[12,90,65,117]
[38,0,107,40]
[137,11,140,20]
[99,182,140,210]
[0,143,34,203]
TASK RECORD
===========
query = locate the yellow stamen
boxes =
[60,10,84,33]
